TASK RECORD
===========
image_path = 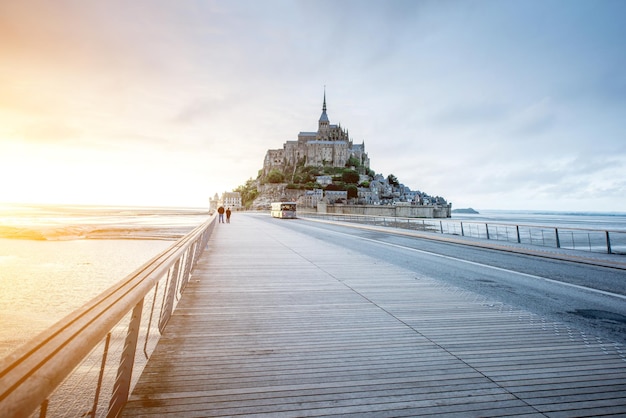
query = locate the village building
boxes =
[324,190,348,204]
[222,192,242,210]
[211,192,243,212]
[315,175,333,186]
[302,189,324,208]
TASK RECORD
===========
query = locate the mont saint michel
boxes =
[232,92,451,218]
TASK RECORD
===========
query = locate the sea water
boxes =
[0,203,209,358]
[452,209,626,231]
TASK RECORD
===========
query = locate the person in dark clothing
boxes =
[226,207,232,223]
[217,206,225,223]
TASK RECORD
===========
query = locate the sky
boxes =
[1,0,625,212]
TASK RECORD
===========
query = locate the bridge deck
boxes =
[123,213,626,417]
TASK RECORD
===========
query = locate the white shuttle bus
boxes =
[270,202,297,219]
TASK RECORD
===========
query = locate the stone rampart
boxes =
[253,184,452,218]
[317,203,451,218]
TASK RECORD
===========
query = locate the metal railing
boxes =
[0,215,216,418]
[298,212,626,255]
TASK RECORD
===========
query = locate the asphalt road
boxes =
[258,215,626,346]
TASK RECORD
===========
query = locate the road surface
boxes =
[262,215,626,345]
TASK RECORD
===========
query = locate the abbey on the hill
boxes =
[238,90,451,217]
[263,92,370,175]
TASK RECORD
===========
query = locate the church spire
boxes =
[318,87,329,132]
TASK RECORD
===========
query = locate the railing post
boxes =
[516,225,521,243]
[159,259,181,332]
[460,222,464,236]
[90,333,112,418]
[606,231,612,254]
[555,228,561,248]
[180,245,195,291]
[486,224,490,240]
[108,298,144,418]
[39,399,49,418]
[440,221,443,234]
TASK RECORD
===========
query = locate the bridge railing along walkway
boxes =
[0,216,216,418]
[123,213,626,417]
[298,211,626,256]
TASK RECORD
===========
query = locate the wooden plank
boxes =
[123,214,626,417]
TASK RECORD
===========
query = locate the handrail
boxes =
[298,211,626,255]
[0,214,216,417]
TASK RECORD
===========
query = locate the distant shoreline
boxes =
[477,209,626,217]
[452,208,479,214]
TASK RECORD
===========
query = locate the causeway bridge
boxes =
[2,212,626,417]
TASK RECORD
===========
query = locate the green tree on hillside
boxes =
[266,169,285,184]
[346,184,358,199]
[346,156,361,168]
[234,178,259,209]
[325,183,343,191]
[342,169,360,184]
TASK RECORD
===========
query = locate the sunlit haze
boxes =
[1,1,624,211]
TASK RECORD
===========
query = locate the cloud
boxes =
[559,70,626,108]
[430,102,511,127]
[508,97,557,137]
[173,99,216,125]
[16,120,83,144]
[463,154,626,201]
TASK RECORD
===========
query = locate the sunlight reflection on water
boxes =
[0,204,209,358]
[0,238,172,357]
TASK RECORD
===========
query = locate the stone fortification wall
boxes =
[432,206,452,218]
[252,184,452,218]
[317,203,451,218]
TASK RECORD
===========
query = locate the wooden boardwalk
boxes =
[123,213,626,417]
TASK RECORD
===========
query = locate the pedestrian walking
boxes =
[218,206,225,223]
[226,207,232,223]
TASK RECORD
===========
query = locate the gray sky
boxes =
[1,0,624,211]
